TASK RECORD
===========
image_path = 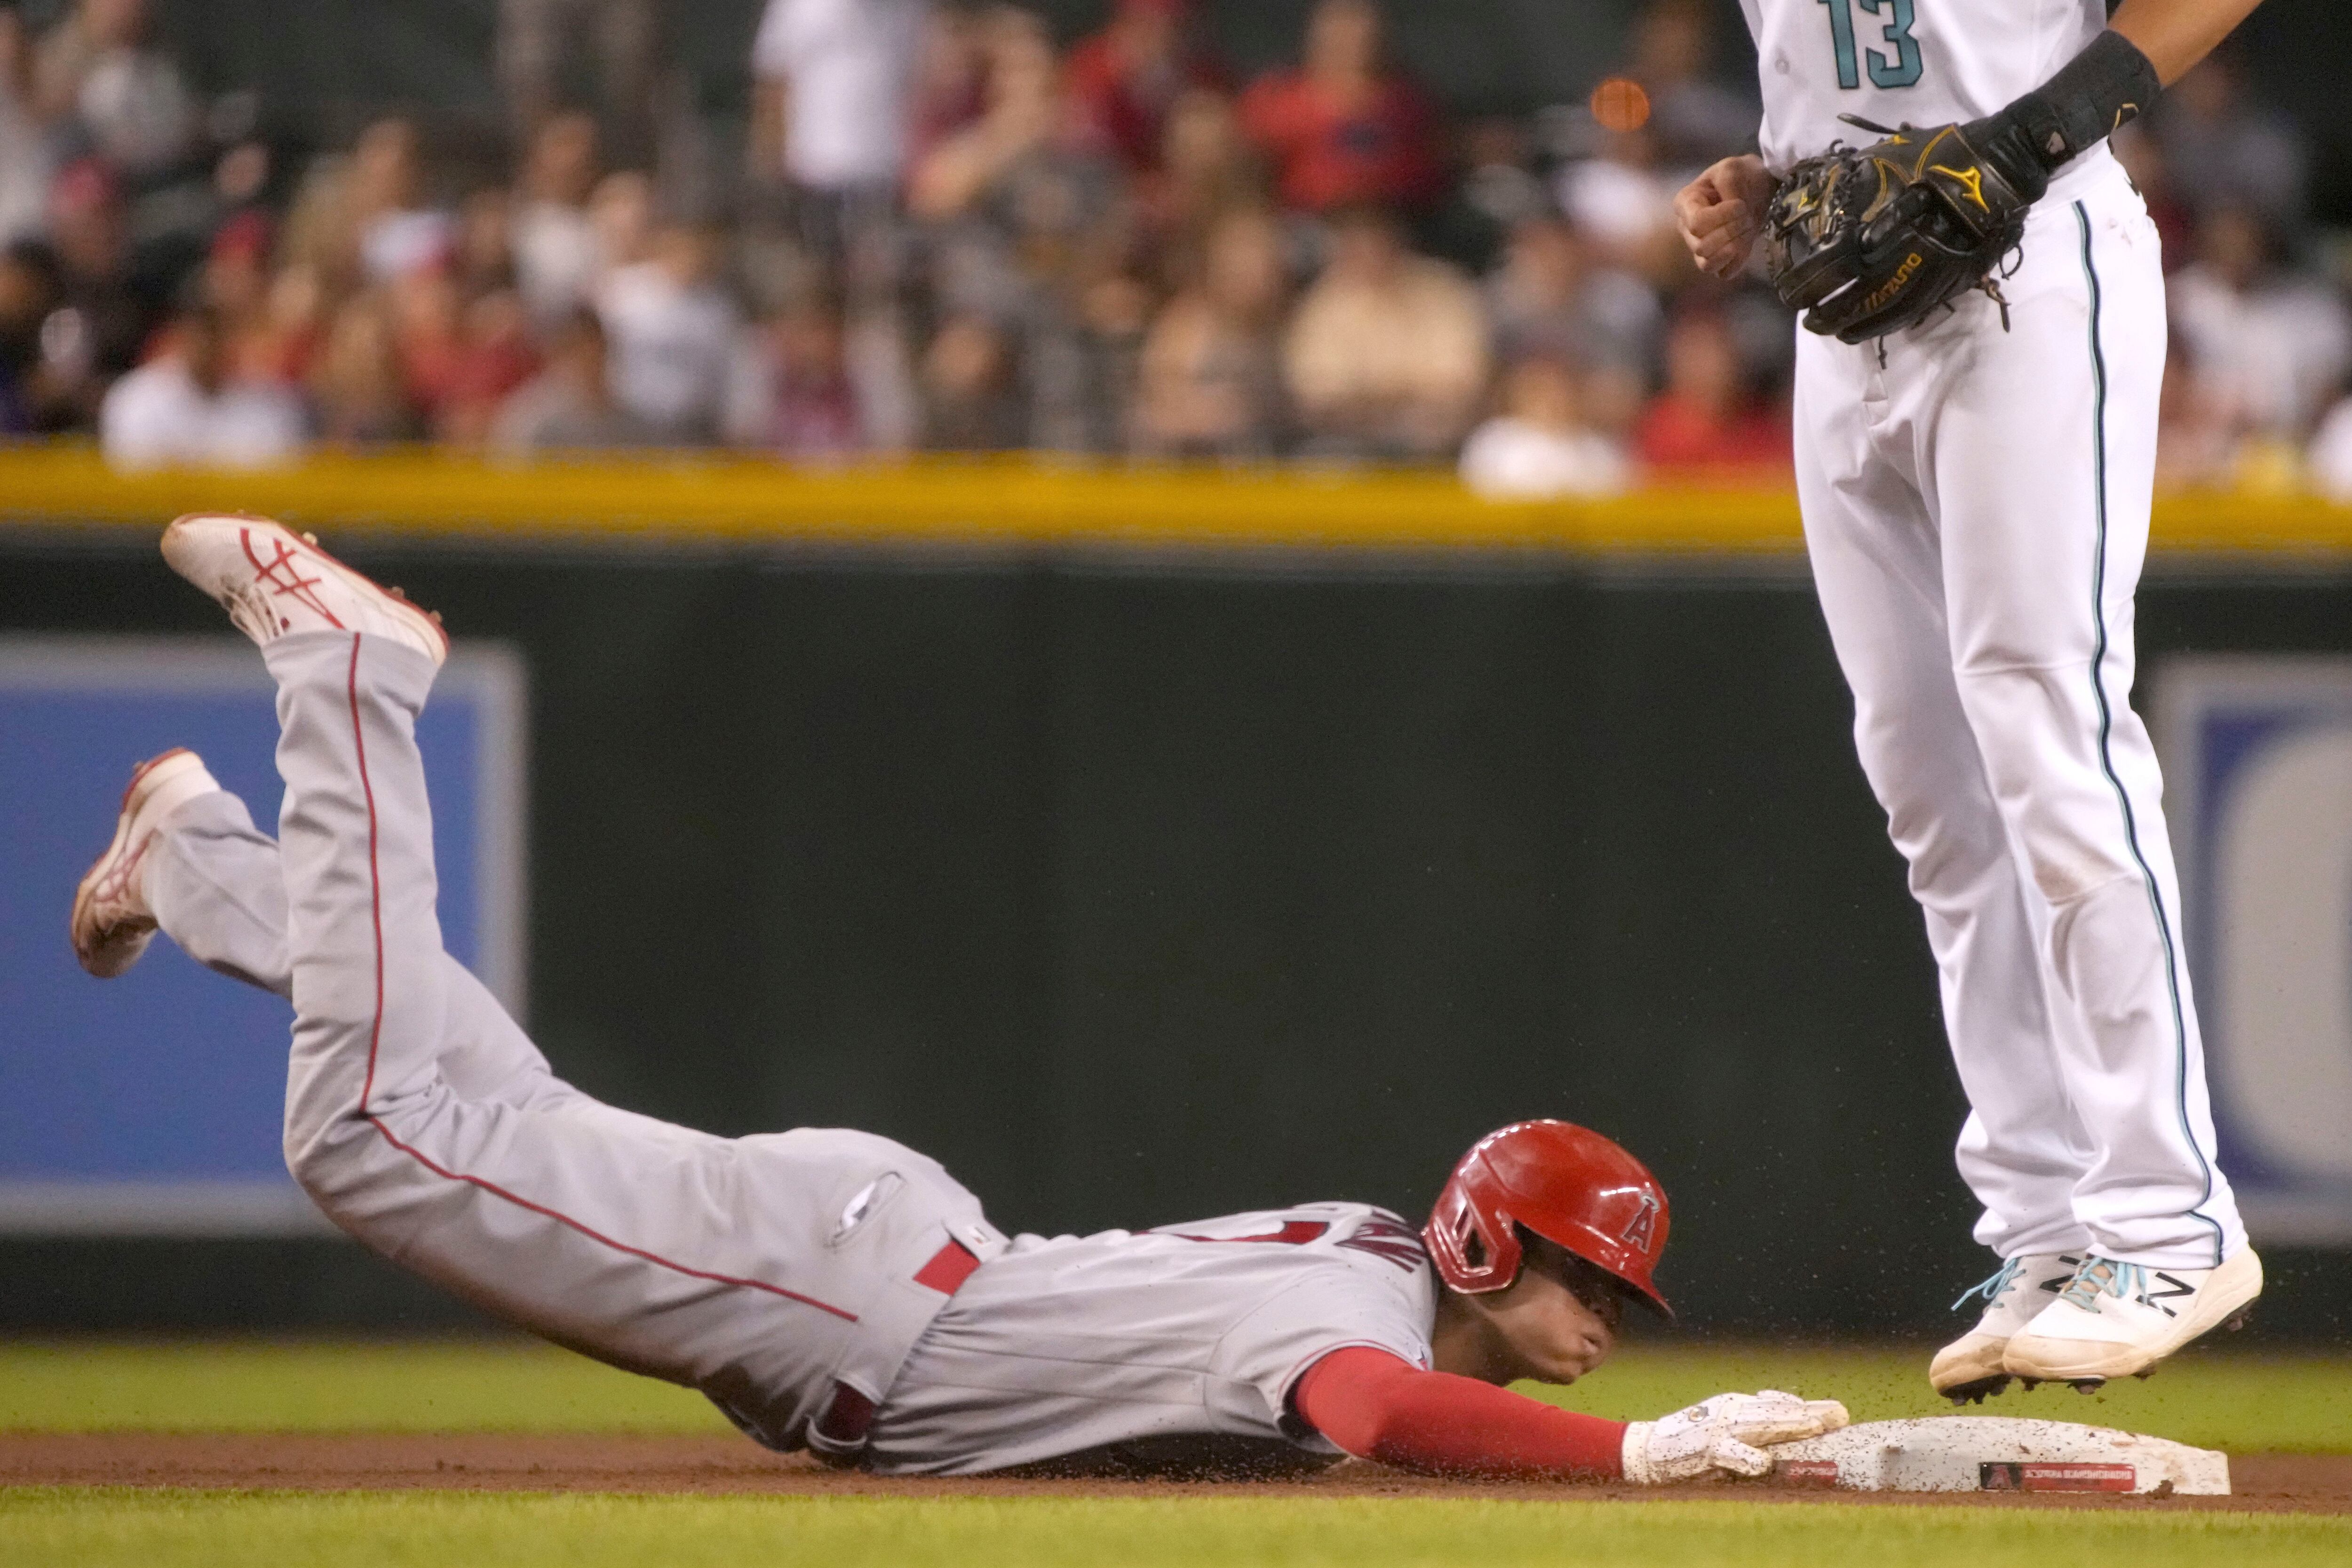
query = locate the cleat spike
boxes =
[2070,1379,2105,1395]
[1940,1375,2011,1407]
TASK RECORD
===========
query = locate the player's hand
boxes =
[1620,1390,1850,1483]
[1674,155,1777,279]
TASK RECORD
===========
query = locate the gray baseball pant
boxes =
[146,631,996,1449]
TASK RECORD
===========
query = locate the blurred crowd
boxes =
[0,0,2347,496]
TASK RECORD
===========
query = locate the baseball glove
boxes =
[1763,118,2033,346]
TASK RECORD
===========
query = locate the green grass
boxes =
[0,1340,725,1435]
[4,1339,2345,1453]
[4,1341,2347,1567]
[1,1490,2346,1568]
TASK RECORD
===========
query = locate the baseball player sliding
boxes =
[71,515,1846,1482]
[1674,0,2271,1400]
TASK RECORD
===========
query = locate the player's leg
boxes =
[155,514,999,1453]
[262,615,922,1425]
[260,623,856,1377]
[1919,174,2254,1379]
[101,772,588,1114]
[1794,330,2093,1397]
[146,787,290,995]
[146,520,832,1413]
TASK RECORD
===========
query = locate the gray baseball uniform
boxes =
[145,629,1439,1473]
[867,1204,1435,1475]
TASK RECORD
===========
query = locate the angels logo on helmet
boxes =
[1422,1120,1672,1315]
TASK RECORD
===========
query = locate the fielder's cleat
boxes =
[160,513,448,666]
[1941,1378,2007,1407]
[70,748,223,978]
[2003,1249,2264,1385]
[1929,1253,2082,1403]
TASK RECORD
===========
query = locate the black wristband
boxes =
[1998,29,2163,173]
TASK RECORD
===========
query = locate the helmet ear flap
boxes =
[1471,1210,1523,1291]
[1454,1210,1490,1271]
[1426,1168,1523,1294]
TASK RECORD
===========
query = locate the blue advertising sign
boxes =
[2156,657,2352,1247]
[0,636,526,1235]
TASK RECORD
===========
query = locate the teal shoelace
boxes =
[2058,1256,2151,1312]
[1951,1257,2025,1313]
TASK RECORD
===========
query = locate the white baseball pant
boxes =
[1793,154,2245,1271]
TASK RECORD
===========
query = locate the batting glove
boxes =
[1620,1390,1850,1484]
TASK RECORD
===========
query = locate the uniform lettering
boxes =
[1857,0,1923,89]
[1818,0,1923,91]
[1169,1211,1426,1271]
[1336,1214,1430,1273]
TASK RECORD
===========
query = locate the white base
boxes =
[1769,1418,2229,1496]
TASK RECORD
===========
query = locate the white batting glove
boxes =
[1620,1390,1851,1484]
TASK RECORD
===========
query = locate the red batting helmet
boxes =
[1424,1120,1671,1315]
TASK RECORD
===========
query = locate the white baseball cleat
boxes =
[70,748,224,978]
[2002,1249,2263,1388]
[1929,1252,2082,1404]
[160,513,447,666]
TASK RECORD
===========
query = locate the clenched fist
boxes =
[1673,155,1778,279]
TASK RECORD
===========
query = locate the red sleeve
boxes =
[1291,1347,1627,1481]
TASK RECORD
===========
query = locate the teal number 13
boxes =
[1819,0,1923,89]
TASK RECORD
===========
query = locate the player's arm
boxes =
[2110,0,2269,85]
[1965,0,2268,205]
[1292,1347,1846,1483]
[1295,1347,1626,1479]
[1676,0,2269,280]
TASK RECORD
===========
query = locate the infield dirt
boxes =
[3,1434,2345,1514]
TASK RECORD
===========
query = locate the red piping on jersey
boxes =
[342,635,858,1323]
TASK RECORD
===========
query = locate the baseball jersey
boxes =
[1738,0,2108,169]
[862,1203,1438,1476]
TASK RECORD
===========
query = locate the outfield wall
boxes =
[3,456,2348,1337]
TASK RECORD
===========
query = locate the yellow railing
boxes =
[3,445,2349,556]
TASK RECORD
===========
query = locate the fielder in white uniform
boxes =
[1676,0,2270,1397]
[71,514,1848,1481]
